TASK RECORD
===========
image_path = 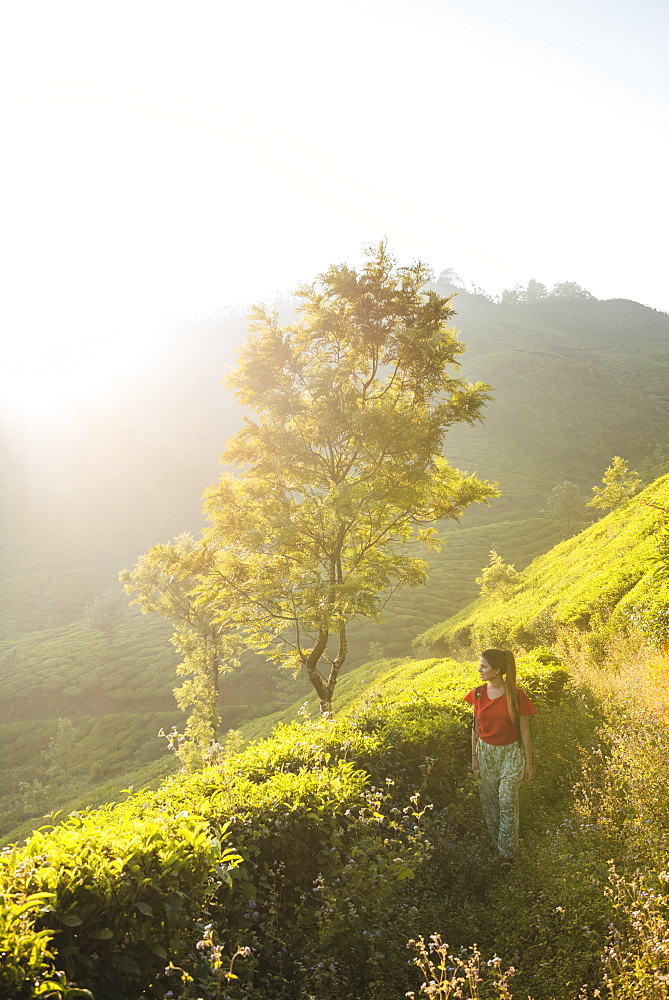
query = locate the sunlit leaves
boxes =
[587,456,642,511]
[199,244,497,708]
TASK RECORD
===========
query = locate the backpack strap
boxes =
[471,684,483,741]
[472,684,483,759]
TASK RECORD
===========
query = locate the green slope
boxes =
[438,292,669,503]
[2,288,668,843]
[343,514,568,665]
[0,650,575,1000]
[417,473,669,653]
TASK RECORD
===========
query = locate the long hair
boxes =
[481,648,519,726]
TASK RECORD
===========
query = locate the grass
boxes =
[417,474,669,655]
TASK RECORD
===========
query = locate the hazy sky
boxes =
[1,0,668,418]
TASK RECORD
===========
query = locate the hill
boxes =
[2,286,668,842]
[0,650,581,1000]
[434,288,669,506]
[4,634,669,999]
[3,288,668,631]
[416,473,669,654]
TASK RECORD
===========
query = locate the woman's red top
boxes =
[464,684,536,745]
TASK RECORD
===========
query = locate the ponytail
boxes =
[481,648,519,726]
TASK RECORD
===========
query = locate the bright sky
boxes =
[1,0,668,419]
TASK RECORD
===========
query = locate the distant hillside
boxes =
[436,288,669,506]
[416,473,669,654]
[3,288,668,633]
[2,285,668,842]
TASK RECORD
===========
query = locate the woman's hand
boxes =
[519,716,533,782]
[471,756,479,774]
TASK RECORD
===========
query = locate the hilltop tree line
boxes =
[436,267,594,303]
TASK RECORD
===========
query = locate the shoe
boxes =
[499,857,513,869]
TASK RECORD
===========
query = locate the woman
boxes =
[464,648,535,867]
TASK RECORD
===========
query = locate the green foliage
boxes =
[541,480,590,534]
[121,532,239,758]
[475,550,523,599]
[199,243,496,711]
[550,281,594,299]
[418,475,669,654]
[603,865,669,999]
[648,501,669,587]
[0,711,182,842]
[490,695,669,999]
[499,279,593,305]
[82,588,128,637]
[0,890,93,999]
[0,653,571,999]
[43,719,80,780]
[406,935,515,999]
[0,613,179,718]
[0,808,242,1000]
[587,456,642,511]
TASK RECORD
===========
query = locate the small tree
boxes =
[43,718,80,782]
[434,268,465,293]
[588,457,641,511]
[550,281,593,299]
[500,285,523,306]
[476,550,523,600]
[121,533,236,766]
[523,279,548,302]
[541,481,589,534]
[83,588,128,636]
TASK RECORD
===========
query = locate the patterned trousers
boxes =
[476,739,526,859]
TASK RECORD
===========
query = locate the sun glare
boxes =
[1,315,163,428]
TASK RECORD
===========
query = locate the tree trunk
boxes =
[304,631,331,711]
[311,625,348,715]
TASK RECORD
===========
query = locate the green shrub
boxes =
[0,655,575,999]
[1,809,241,1000]
[0,891,94,999]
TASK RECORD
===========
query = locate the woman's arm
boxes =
[519,714,533,782]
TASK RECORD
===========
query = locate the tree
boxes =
[523,279,547,302]
[587,457,641,511]
[203,243,496,712]
[43,718,80,782]
[121,533,236,766]
[550,281,593,299]
[434,268,465,293]
[541,481,590,534]
[83,588,128,636]
[500,285,523,306]
[476,550,523,600]
[126,243,497,715]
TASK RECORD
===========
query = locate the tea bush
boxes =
[0,807,241,1000]
[417,475,669,655]
[0,654,576,999]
